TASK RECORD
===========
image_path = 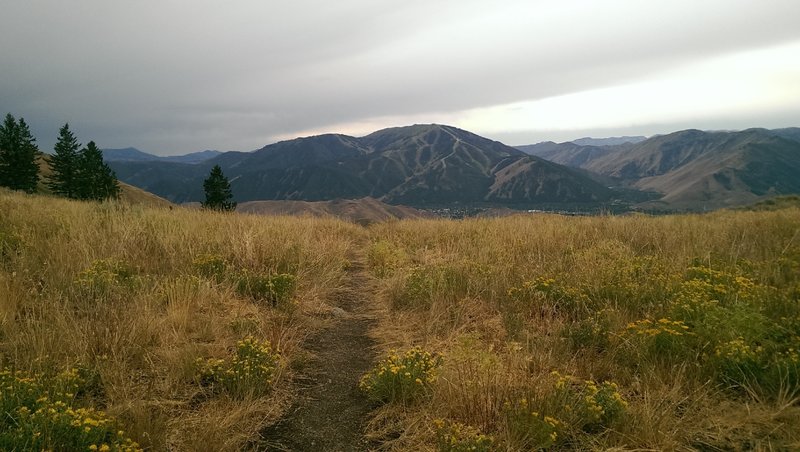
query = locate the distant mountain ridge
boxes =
[519,127,800,209]
[109,124,614,206]
[103,148,222,164]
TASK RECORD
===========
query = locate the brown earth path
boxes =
[259,246,379,451]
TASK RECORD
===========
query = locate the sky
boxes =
[2,0,800,155]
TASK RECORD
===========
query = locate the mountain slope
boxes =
[109,124,614,206]
[103,148,221,164]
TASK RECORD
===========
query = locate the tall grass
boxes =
[0,189,362,450]
[366,209,800,450]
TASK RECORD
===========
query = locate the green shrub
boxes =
[621,317,695,364]
[0,368,141,451]
[359,347,440,404]
[75,258,138,295]
[551,372,628,432]
[235,272,296,306]
[192,253,227,281]
[564,309,615,352]
[367,240,407,278]
[433,419,493,452]
[196,336,280,398]
[503,398,562,450]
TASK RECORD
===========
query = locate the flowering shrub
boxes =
[551,372,627,431]
[196,336,280,398]
[0,368,141,451]
[507,277,591,319]
[75,259,137,294]
[564,309,615,352]
[235,272,296,306]
[433,419,493,452]
[503,398,562,450]
[623,318,694,361]
[192,253,227,281]
[359,347,440,404]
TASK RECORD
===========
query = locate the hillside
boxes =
[3,190,799,450]
[109,124,615,206]
[103,147,221,163]
[35,153,173,208]
[237,197,430,224]
[520,128,800,210]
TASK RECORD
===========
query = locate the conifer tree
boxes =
[76,141,120,201]
[0,113,40,192]
[47,123,81,198]
[202,165,236,211]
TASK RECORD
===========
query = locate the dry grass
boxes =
[365,209,800,450]
[0,189,362,451]
[3,188,800,451]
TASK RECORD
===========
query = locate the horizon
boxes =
[3,1,800,155]
[93,123,796,157]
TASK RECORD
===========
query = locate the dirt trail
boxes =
[259,248,378,451]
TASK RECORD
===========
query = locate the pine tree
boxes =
[47,123,81,198]
[0,113,40,192]
[76,141,120,201]
[202,165,236,211]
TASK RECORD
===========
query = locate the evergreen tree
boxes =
[0,113,40,192]
[76,141,120,201]
[47,123,81,198]
[202,165,236,211]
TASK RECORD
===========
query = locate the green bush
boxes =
[0,368,140,451]
[196,336,280,398]
[551,372,628,432]
[192,253,227,281]
[235,272,296,306]
[75,258,138,296]
[503,398,562,450]
[359,347,440,404]
[367,240,407,278]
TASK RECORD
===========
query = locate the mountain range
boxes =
[102,148,222,164]
[107,124,800,211]
[519,128,800,209]
[108,124,614,206]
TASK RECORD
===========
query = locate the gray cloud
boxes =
[2,0,799,154]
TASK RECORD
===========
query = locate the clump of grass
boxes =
[360,347,441,404]
[196,336,280,398]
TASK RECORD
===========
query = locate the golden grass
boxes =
[0,189,362,450]
[3,187,800,451]
[365,210,800,450]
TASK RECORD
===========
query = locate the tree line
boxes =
[0,113,119,201]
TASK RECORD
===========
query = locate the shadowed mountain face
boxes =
[109,124,614,206]
[519,128,800,209]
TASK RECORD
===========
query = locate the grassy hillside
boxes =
[2,189,799,450]
[0,188,361,450]
[362,210,800,450]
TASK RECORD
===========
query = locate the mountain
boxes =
[109,124,615,206]
[516,142,621,168]
[521,128,800,209]
[103,148,221,164]
[571,136,647,146]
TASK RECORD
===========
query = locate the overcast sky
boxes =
[2,1,800,155]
